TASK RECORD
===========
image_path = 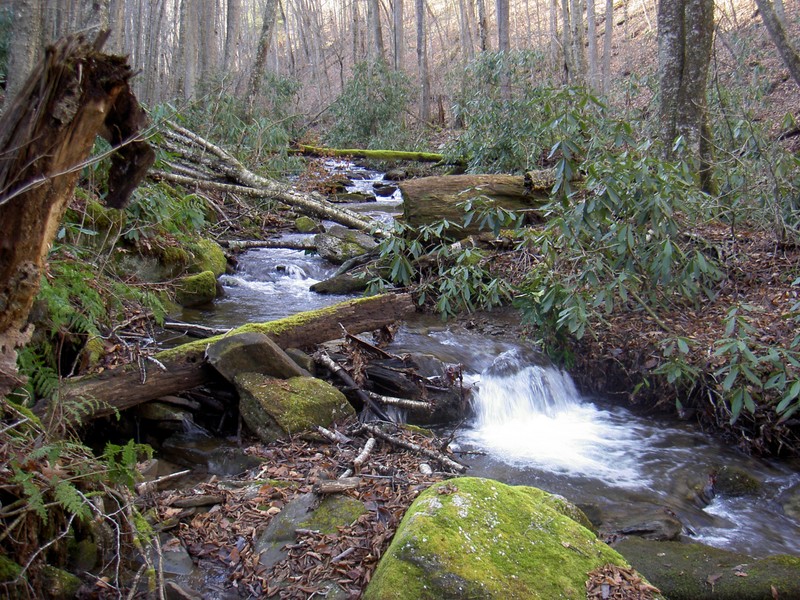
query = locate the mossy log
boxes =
[39,293,415,425]
[290,144,451,164]
[399,170,557,234]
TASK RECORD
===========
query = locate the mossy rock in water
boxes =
[614,537,800,600]
[0,554,23,583]
[314,225,378,265]
[364,477,636,600]
[175,270,218,307]
[295,216,322,233]
[713,465,761,497]
[235,374,355,443]
[186,238,227,276]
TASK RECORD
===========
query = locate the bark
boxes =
[416,0,431,123]
[246,0,281,111]
[360,423,467,472]
[42,294,415,424]
[220,239,318,251]
[601,0,613,93]
[0,34,153,399]
[476,0,488,51]
[315,351,392,421]
[6,0,42,101]
[367,0,386,62]
[496,0,511,98]
[658,0,715,192]
[400,171,556,233]
[393,0,404,70]
[152,122,378,232]
[753,0,800,89]
[587,0,598,89]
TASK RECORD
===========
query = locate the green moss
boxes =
[236,374,355,442]
[158,245,191,268]
[295,216,320,233]
[175,271,218,307]
[615,537,800,600]
[186,239,227,276]
[0,555,22,581]
[84,199,127,233]
[156,294,390,361]
[365,477,632,600]
[39,565,82,600]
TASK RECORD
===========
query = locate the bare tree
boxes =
[224,0,242,73]
[417,0,430,122]
[393,0,405,70]
[368,0,387,62]
[246,0,281,111]
[586,0,598,89]
[601,0,613,93]
[658,0,714,192]
[753,0,800,89]
[476,0,488,51]
[6,0,43,101]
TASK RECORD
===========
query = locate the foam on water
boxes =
[465,349,648,488]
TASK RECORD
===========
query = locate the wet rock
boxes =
[713,466,762,497]
[160,433,261,476]
[236,374,355,443]
[155,535,195,575]
[206,332,310,382]
[779,480,800,521]
[134,401,194,431]
[315,225,378,265]
[331,191,373,203]
[175,271,218,307]
[614,537,800,600]
[373,182,398,197]
[310,273,369,294]
[255,492,366,571]
[365,477,635,600]
[165,581,203,600]
[601,507,684,541]
[383,168,409,181]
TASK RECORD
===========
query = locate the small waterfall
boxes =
[472,349,580,425]
[466,348,645,487]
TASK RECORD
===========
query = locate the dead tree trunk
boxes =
[0,33,154,399]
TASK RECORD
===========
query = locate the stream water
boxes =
[181,164,800,560]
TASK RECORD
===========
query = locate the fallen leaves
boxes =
[586,564,661,599]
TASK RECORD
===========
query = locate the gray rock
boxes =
[601,506,684,541]
[310,273,369,294]
[314,225,378,265]
[206,332,310,383]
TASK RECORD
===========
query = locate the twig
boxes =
[366,390,433,412]
[135,469,192,495]
[314,351,392,422]
[360,423,467,473]
[353,437,376,473]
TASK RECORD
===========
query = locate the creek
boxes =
[180,162,800,560]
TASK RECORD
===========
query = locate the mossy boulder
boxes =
[39,565,82,600]
[235,374,355,443]
[186,238,227,276]
[295,216,322,233]
[310,273,369,294]
[206,332,310,382]
[364,477,634,599]
[175,270,218,307]
[0,555,23,582]
[614,537,800,600]
[314,225,378,265]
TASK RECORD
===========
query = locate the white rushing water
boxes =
[464,348,650,488]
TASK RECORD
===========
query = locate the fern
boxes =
[11,466,48,522]
[54,480,92,522]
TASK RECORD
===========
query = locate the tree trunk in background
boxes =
[497,0,511,97]
[602,0,613,93]
[224,0,242,73]
[587,0,598,89]
[246,0,280,111]
[568,0,587,84]
[200,0,220,85]
[658,0,714,192]
[393,0,404,70]
[108,0,126,53]
[476,0,488,51]
[79,0,110,38]
[753,0,800,89]
[550,0,559,73]
[458,0,475,60]
[6,0,42,102]
[177,0,199,99]
[368,0,386,62]
[417,0,431,123]
[0,34,153,400]
[560,0,573,81]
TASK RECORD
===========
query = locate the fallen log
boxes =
[314,351,391,422]
[290,144,452,164]
[219,238,317,251]
[39,293,415,425]
[399,170,557,234]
